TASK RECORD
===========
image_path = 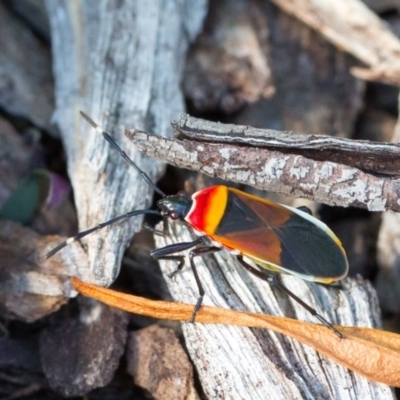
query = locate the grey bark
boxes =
[155,222,394,399]
[45,0,205,287]
[271,0,400,85]
[126,123,400,213]
[43,1,395,398]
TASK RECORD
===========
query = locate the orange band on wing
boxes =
[186,186,228,235]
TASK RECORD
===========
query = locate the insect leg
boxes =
[151,238,222,322]
[188,246,222,322]
[150,236,206,277]
[144,217,169,237]
[237,256,343,339]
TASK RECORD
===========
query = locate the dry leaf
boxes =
[72,277,400,387]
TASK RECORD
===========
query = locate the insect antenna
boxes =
[46,113,165,259]
[80,111,166,197]
[45,209,161,259]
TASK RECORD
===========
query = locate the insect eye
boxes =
[177,190,188,198]
[170,210,181,220]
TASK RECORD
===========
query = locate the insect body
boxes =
[181,186,347,284]
[46,112,348,338]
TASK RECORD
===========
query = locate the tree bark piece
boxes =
[45,0,206,288]
[0,221,82,321]
[126,127,400,213]
[234,2,364,140]
[0,2,54,134]
[154,222,394,399]
[184,0,274,113]
[127,325,200,400]
[8,0,50,40]
[363,0,400,13]
[376,113,400,314]
[270,0,400,85]
[175,114,400,177]
[40,297,128,396]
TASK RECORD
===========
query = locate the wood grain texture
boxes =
[126,129,400,213]
[184,0,274,113]
[175,114,400,177]
[44,1,397,397]
[233,1,365,141]
[155,222,394,399]
[46,0,206,288]
[376,114,400,315]
[270,0,400,85]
